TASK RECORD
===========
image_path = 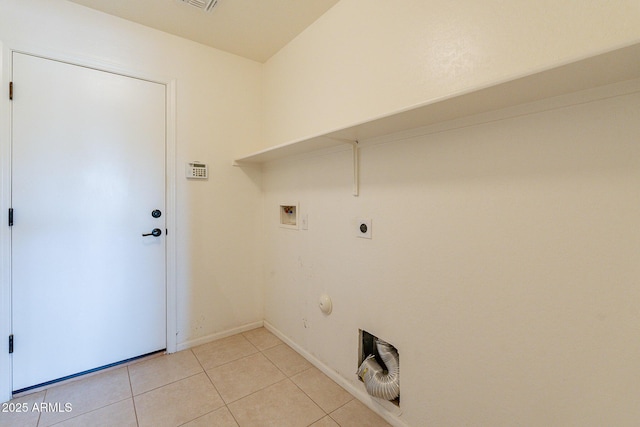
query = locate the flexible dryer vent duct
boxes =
[357,340,399,400]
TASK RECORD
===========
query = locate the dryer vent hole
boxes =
[358,329,400,405]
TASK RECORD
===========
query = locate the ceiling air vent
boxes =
[179,0,220,12]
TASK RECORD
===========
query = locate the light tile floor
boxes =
[0,328,391,427]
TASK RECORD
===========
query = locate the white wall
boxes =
[262,0,640,148]
[260,1,640,425]
[3,1,640,423]
[262,82,640,426]
[0,0,264,394]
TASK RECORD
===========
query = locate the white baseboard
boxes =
[176,320,264,352]
[263,321,410,427]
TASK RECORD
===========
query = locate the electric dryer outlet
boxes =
[356,218,372,239]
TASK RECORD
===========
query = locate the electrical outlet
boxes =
[356,218,372,239]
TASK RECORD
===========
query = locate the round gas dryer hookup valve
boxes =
[319,294,332,315]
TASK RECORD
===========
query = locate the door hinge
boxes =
[8,208,13,227]
[8,335,13,354]
[9,82,13,100]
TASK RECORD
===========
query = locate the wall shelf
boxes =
[234,42,640,166]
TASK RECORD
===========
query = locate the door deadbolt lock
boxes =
[151,209,162,218]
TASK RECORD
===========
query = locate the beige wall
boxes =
[262,0,640,148]
[262,82,640,426]
[3,1,640,424]
[0,0,264,356]
[260,1,640,425]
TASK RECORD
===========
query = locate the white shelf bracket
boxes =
[349,140,359,197]
[325,137,359,196]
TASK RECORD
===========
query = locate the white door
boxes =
[11,53,167,391]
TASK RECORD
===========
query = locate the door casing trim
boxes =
[0,43,178,402]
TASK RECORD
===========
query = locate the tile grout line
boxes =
[289,365,358,427]
[225,376,292,406]
[35,388,46,427]
[129,346,236,426]
[286,368,332,426]
[132,370,204,398]
[249,333,351,425]
[192,333,260,371]
[185,348,242,426]
[191,348,226,399]
[193,333,294,411]
[23,328,382,427]
[328,412,343,427]
[44,397,133,427]
[256,341,327,427]
[198,348,260,372]
[186,330,316,425]
[190,348,240,427]
[257,341,353,423]
[327,398,356,425]
[126,366,140,427]
[259,345,292,381]
[129,347,213,396]
[226,408,242,427]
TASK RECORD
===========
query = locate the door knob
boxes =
[142,228,162,237]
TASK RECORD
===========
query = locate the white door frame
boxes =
[0,43,178,402]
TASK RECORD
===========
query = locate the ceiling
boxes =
[66,0,340,63]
